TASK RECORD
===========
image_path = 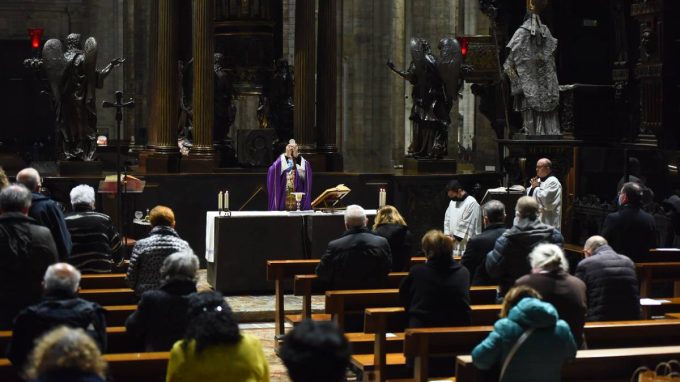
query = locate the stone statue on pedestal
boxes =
[24,33,123,161]
[258,59,295,154]
[503,0,561,136]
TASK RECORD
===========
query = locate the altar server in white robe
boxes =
[444,180,482,257]
[527,158,562,230]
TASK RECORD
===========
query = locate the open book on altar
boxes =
[98,174,146,194]
[311,184,351,210]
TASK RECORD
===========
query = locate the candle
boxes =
[224,190,229,210]
[218,191,223,210]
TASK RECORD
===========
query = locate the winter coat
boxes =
[399,256,471,328]
[601,204,656,262]
[461,223,506,285]
[316,227,392,290]
[374,223,413,272]
[126,226,191,296]
[29,192,72,261]
[485,217,564,296]
[472,298,577,382]
[8,291,107,369]
[575,245,640,321]
[0,212,58,329]
[125,279,197,351]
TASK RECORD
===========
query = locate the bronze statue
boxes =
[24,33,123,161]
[258,59,294,152]
[387,36,464,159]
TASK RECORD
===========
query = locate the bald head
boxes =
[584,235,608,257]
[535,158,552,178]
[44,263,81,294]
[17,167,41,192]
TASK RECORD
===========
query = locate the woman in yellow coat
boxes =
[166,291,269,382]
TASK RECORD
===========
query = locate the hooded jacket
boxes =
[472,298,576,382]
[0,212,58,329]
[485,217,564,296]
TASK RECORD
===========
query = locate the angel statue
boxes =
[24,33,124,161]
[387,36,464,159]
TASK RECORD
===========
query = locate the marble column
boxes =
[141,0,180,172]
[316,0,337,154]
[187,0,216,158]
[293,0,316,151]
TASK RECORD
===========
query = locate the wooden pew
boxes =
[373,320,680,382]
[636,262,680,298]
[266,257,428,339]
[455,345,680,382]
[641,296,680,319]
[324,287,498,332]
[105,305,137,327]
[0,352,169,382]
[80,273,128,289]
[79,288,137,306]
[0,326,138,354]
[351,306,501,381]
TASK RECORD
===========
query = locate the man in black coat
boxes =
[575,235,640,321]
[316,205,392,289]
[461,200,507,285]
[17,167,72,261]
[602,182,657,262]
[8,263,107,370]
[0,184,58,329]
[126,251,198,351]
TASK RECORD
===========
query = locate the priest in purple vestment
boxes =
[267,139,313,211]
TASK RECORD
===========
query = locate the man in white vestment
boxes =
[443,180,481,257]
[527,158,562,230]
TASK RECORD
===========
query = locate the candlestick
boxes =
[224,190,229,210]
[218,191,223,210]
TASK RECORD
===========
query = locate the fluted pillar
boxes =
[190,0,215,154]
[316,0,337,154]
[141,0,180,172]
[293,0,316,151]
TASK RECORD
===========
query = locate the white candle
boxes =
[225,190,229,210]
[218,191,223,210]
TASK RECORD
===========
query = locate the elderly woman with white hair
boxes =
[125,250,199,351]
[64,184,122,273]
[515,243,587,348]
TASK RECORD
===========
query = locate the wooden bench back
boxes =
[456,345,680,382]
[79,288,137,306]
[0,326,138,354]
[80,273,128,289]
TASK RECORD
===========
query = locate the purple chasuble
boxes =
[267,155,313,211]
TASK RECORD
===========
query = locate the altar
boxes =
[205,210,376,293]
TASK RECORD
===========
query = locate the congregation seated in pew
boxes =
[279,319,350,382]
[515,243,587,348]
[461,200,507,286]
[400,229,471,328]
[126,205,191,297]
[165,291,269,382]
[472,286,577,382]
[372,205,413,272]
[24,326,108,382]
[316,204,392,289]
[64,184,122,274]
[8,263,107,372]
[125,251,199,352]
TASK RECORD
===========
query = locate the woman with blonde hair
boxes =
[472,285,576,382]
[25,326,107,382]
[373,205,412,271]
[0,166,9,189]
